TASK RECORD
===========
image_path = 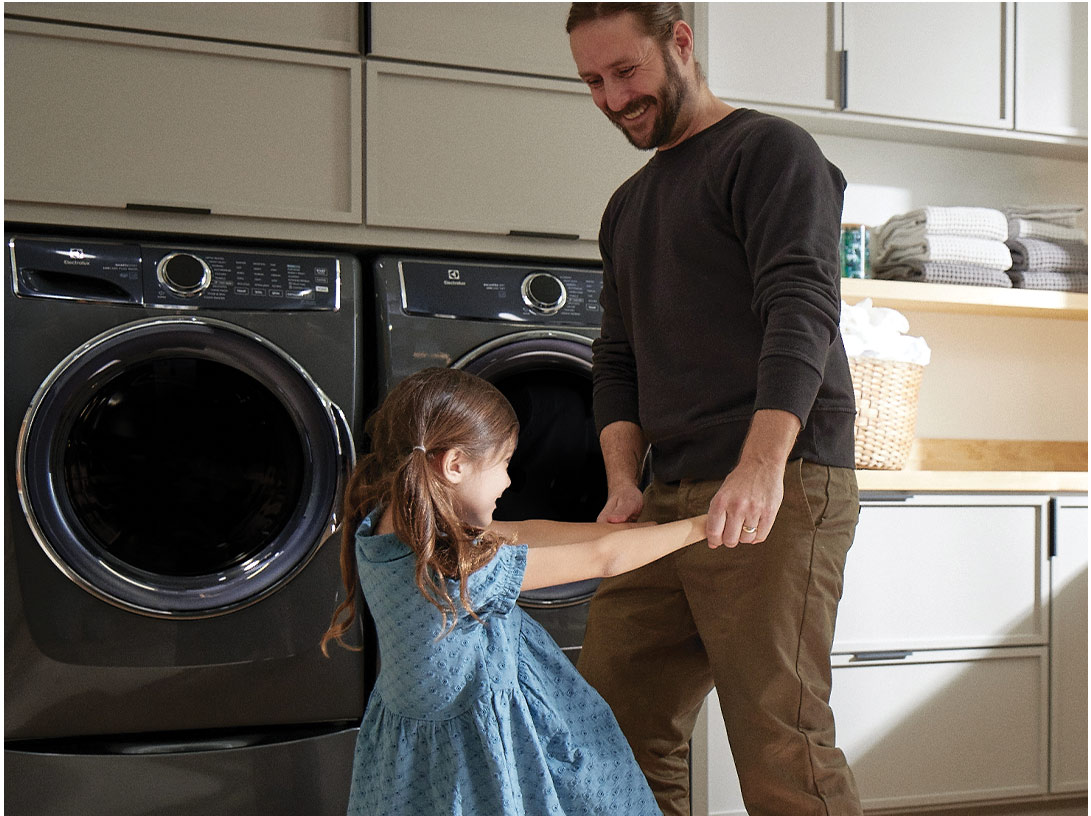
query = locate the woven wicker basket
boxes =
[848,357,925,470]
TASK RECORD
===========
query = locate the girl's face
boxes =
[450,440,514,529]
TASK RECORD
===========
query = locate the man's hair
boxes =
[566,2,686,41]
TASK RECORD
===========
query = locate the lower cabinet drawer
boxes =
[691,647,1048,815]
[835,496,1050,652]
[831,647,1049,809]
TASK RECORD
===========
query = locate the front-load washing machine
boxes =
[373,255,608,662]
[5,234,373,815]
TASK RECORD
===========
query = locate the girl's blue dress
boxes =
[347,509,659,815]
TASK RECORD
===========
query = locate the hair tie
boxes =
[413,445,427,453]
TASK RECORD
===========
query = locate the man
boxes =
[567,4,863,816]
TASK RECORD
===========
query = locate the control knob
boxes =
[156,252,212,297]
[521,272,567,315]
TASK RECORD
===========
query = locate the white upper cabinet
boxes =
[368,2,574,78]
[842,2,1014,129]
[1014,2,1088,137]
[704,2,840,111]
[4,2,359,53]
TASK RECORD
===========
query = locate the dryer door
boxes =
[455,331,606,608]
[17,316,353,618]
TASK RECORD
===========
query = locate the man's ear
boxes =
[438,448,468,484]
[672,20,694,65]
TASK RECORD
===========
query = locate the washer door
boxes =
[455,332,606,608]
[17,317,353,618]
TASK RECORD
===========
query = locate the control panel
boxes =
[9,237,340,311]
[398,259,602,327]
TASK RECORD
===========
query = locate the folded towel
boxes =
[1007,217,1087,244]
[876,206,1008,246]
[872,260,1013,288]
[874,234,1012,271]
[1007,270,1088,292]
[1006,237,1088,273]
[1004,204,1086,229]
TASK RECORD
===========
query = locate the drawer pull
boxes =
[508,229,580,241]
[850,650,914,662]
[127,202,212,215]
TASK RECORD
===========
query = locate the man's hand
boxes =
[705,459,784,547]
[597,483,645,523]
[705,409,800,548]
[597,420,649,523]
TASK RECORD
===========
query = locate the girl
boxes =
[323,367,708,816]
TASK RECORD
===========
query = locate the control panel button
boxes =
[521,272,567,315]
[156,252,212,297]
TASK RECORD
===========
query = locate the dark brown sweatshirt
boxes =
[592,108,857,481]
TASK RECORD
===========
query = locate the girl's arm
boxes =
[520,515,709,591]
[488,519,649,547]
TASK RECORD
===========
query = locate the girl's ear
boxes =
[438,448,468,484]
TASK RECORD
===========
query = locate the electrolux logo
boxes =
[62,248,91,266]
[443,268,466,287]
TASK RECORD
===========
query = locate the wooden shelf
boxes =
[856,439,1088,493]
[841,277,1089,320]
[857,469,1087,493]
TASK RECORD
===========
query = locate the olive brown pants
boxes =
[578,460,862,816]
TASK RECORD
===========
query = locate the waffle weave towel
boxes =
[1007,218,1087,243]
[873,260,1013,287]
[1007,270,1088,292]
[874,234,1012,270]
[1006,237,1088,273]
[1004,204,1085,228]
[876,206,1009,246]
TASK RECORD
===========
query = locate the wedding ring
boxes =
[741,525,757,534]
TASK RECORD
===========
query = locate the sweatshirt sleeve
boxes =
[592,205,642,434]
[730,119,846,427]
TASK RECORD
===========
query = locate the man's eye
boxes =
[618,66,635,78]
[586,78,603,88]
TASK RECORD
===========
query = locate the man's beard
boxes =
[609,48,688,150]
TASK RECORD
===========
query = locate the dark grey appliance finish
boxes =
[5,234,371,815]
[373,255,608,662]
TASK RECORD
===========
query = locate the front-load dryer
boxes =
[373,255,609,663]
[5,234,372,815]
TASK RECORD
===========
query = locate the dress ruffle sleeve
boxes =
[456,543,527,621]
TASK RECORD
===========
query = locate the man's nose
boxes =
[603,79,631,114]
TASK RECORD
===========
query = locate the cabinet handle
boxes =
[126,203,212,216]
[839,50,849,110]
[850,650,913,662]
[508,230,580,241]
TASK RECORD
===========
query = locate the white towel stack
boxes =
[871,206,1013,287]
[1004,205,1088,292]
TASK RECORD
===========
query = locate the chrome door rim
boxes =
[15,315,354,618]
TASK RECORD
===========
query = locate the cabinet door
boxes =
[836,496,1049,653]
[364,61,648,241]
[4,2,360,52]
[832,648,1049,808]
[4,21,361,224]
[1050,497,1088,794]
[1014,2,1088,137]
[368,2,574,79]
[843,3,1014,128]
[703,2,840,110]
[693,648,1049,813]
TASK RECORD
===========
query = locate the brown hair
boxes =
[321,368,519,655]
[565,2,685,40]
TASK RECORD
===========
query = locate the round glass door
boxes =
[17,317,352,618]
[456,332,606,608]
